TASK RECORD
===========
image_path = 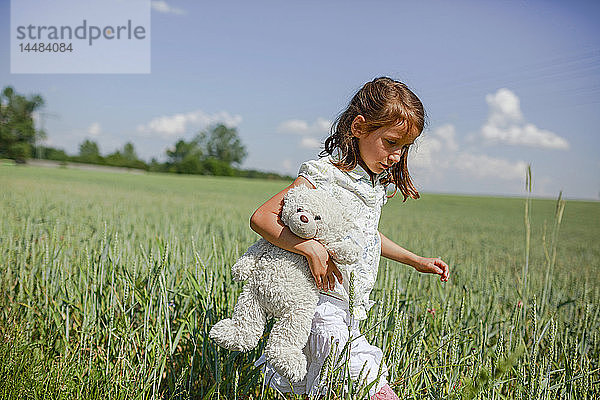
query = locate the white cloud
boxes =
[278,117,330,150]
[151,1,186,15]
[410,124,457,170]
[282,158,293,173]
[87,122,101,137]
[433,123,459,152]
[300,136,321,149]
[482,123,569,149]
[455,153,528,181]
[136,110,242,139]
[410,123,528,182]
[314,118,331,134]
[278,119,309,134]
[486,88,524,125]
[277,117,331,136]
[481,88,569,150]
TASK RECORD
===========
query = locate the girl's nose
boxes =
[389,153,401,163]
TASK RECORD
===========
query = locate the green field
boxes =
[1,165,598,399]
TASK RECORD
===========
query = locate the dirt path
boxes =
[20,159,146,175]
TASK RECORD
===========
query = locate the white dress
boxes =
[256,156,390,397]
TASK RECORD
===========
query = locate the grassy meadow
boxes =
[0,165,598,399]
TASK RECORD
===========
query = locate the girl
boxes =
[250,77,450,399]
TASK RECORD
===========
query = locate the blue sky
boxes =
[2,0,599,199]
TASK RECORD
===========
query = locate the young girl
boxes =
[250,77,450,399]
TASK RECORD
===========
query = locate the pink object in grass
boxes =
[371,384,399,400]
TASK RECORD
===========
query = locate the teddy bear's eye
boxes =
[314,215,321,221]
[297,208,303,212]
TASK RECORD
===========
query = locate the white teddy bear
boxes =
[209,185,360,382]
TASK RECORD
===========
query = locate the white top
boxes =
[298,155,388,320]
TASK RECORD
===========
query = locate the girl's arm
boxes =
[250,176,343,291]
[379,231,449,282]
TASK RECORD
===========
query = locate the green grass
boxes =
[0,165,598,399]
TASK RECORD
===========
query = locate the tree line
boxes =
[0,86,291,180]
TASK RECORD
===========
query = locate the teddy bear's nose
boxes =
[300,215,309,223]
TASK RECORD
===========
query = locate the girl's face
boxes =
[352,115,420,176]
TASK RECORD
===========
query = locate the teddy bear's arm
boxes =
[231,240,266,281]
[326,237,361,265]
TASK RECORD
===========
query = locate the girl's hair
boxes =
[320,77,425,201]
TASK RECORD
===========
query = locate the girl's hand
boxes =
[414,257,450,282]
[298,240,343,291]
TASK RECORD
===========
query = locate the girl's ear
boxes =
[351,115,366,138]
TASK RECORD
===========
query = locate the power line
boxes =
[427,48,600,100]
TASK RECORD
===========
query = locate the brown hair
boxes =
[320,77,425,201]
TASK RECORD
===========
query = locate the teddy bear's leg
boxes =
[209,285,266,352]
[264,304,315,383]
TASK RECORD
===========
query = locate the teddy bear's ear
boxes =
[281,185,312,226]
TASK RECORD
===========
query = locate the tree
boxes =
[105,142,147,169]
[40,146,69,162]
[163,124,247,175]
[0,86,45,162]
[78,139,101,163]
[203,124,247,166]
[166,139,202,165]
[122,142,137,162]
[164,139,201,174]
[202,157,235,176]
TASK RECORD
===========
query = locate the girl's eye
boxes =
[297,208,302,212]
[385,139,397,146]
[314,215,321,221]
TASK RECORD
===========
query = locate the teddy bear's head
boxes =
[280,185,359,265]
